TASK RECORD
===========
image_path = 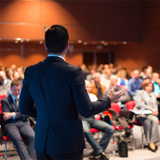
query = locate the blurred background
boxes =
[0,0,160,74]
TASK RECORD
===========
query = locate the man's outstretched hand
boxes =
[107,86,123,103]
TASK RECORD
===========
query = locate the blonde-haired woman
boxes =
[117,69,128,90]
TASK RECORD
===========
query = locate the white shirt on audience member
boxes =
[88,93,98,102]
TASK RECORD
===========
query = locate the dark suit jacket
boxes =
[1,95,29,133]
[19,56,111,155]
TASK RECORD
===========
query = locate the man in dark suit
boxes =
[19,25,123,160]
[1,80,35,160]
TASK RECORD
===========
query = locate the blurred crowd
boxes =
[80,63,160,102]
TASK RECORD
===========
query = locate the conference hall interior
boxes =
[0,0,160,160]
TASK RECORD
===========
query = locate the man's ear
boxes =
[66,41,69,50]
[44,43,47,50]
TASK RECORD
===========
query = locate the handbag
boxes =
[117,136,128,157]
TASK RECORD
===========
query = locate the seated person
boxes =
[103,75,130,105]
[134,79,160,152]
[152,72,160,98]
[0,71,11,95]
[100,69,111,89]
[152,72,160,120]
[82,80,114,159]
[91,72,107,99]
[117,69,128,91]
[128,69,143,100]
[86,68,96,83]
[1,80,35,160]
[142,68,152,80]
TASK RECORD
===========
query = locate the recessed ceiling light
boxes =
[16,38,21,41]
[26,39,30,42]
[123,41,127,44]
[101,41,105,44]
[39,40,43,44]
[78,40,82,43]
[83,42,87,45]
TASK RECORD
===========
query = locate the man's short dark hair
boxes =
[45,25,69,54]
[11,80,21,88]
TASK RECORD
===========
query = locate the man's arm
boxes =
[1,100,27,121]
[19,74,37,118]
[71,68,122,118]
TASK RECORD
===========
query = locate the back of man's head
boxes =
[45,25,69,54]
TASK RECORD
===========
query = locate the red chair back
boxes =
[126,101,135,110]
[0,95,7,112]
[110,103,121,113]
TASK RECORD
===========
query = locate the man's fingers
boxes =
[112,86,116,91]
[117,90,123,95]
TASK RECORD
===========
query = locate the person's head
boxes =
[117,69,127,78]
[142,66,147,72]
[152,72,159,82]
[104,64,109,69]
[10,80,21,97]
[133,69,140,80]
[145,68,152,78]
[90,68,96,75]
[85,80,91,93]
[13,72,20,80]
[11,64,16,71]
[5,68,13,77]
[142,79,154,93]
[104,69,111,76]
[0,71,6,82]
[109,63,114,68]
[45,25,69,55]
[110,75,118,87]
[147,66,153,73]
[93,72,101,84]
[17,67,23,75]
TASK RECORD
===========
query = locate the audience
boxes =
[91,72,106,99]
[82,80,114,159]
[128,69,143,100]
[134,79,159,152]
[152,72,160,120]
[140,66,147,80]
[11,64,17,73]
[103,75,130,105]
[5,67,14,81]
[142,68,152,80]
[117,69,128,90]
[100,69,111,89]
[86,68,96,83]
[0,71,11,95]
[1,80,35,159]
[152,72,160,98]
[0,62,160,158]
[13,71,20,80]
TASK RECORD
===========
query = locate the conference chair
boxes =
[109,103,134,150]
[126,101,144,149]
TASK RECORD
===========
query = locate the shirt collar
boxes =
[11,94,16,103]
[48,54,65,61]
[11,94,19,103]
